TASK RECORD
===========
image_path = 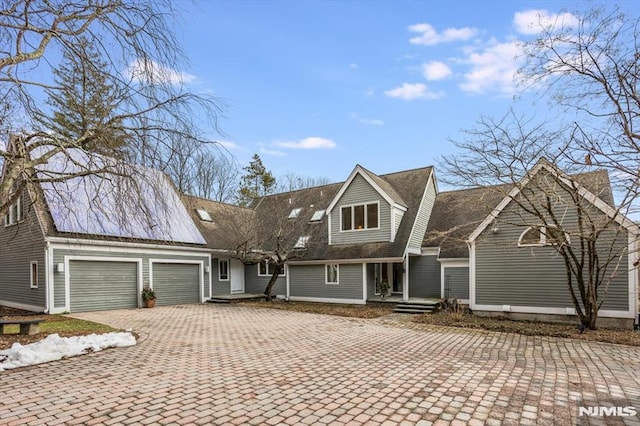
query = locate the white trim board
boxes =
[288,296,366,305]
[47,237,211,254]
[472,304,634,319]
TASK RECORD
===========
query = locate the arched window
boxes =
[518,225,570,247]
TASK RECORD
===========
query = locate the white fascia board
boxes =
[47,237,212,254]
[439,258,469,267]
[421,247,440,256]
[290,257,404,266]
[468,160,640,242]
[325,165,404,213]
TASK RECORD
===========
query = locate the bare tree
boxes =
[442,111,633,329]
[192,151,239,203]
[277,172,331,192]
[0,0,222,216]
[519,5,640,191]
[218,190,323,301]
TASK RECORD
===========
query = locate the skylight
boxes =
[310,210,325,222]
[196,209,213,222]
[294,235,310,249]
[288,208,302,219]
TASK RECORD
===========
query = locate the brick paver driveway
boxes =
[2,304,640,425]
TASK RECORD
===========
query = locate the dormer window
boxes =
[294,235,310,249]
[288,208,302,219]
[310,210,324,222]
[341,202,379,231]
[196,209,213,222]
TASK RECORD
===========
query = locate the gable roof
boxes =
[468,159,639,242]
[182,194,254,251]
[325,164,408,214]
[424,162,631,258]
[34,148,205,244]
[281,166,432,261]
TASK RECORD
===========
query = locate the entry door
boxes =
[230,259,245,293]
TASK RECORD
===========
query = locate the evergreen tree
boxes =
[46,37,129,154]
[238,153,276,206]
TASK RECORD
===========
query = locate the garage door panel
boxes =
[152,263,200,306]
[70,260,138,312]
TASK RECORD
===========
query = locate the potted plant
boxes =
[141,287,156,308]
[379,280,390,299]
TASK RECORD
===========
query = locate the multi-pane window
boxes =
[341,202,379,231]
[518,226,570,247]
[294,236,310,249]
[218,259,229,281]
[5,195,22,226]
[326,264,339,284]
[258,260,285,276]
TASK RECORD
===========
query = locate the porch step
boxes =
[393,302,437,314]
[207,294,267,304]
[208,297,231,304]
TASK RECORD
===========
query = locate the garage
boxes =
[152,262,201,306]
[69,260,139,312]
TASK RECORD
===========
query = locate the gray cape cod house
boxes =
[2,149,638,327]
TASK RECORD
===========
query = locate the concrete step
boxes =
[207,298,231,304]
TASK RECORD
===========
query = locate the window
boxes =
[294,235,310,249]
[326,264,339,284]
[310,210,325,222]
[218,259,229,281]
[340,202,379,231]
[196,209,213,222]
[518,226,570,247]
[30,261,38,289]
[258,260,285,276]
[5,195,22,226]
[288,208,302,219]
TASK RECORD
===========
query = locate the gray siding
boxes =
[0,189,47,310]
[52,248,210,310]
[211,257,231,294]
[330,175,391,244]
[244,264,286,295]
[152,262,200,306]
[290,264,363,300]
[407,176,436,251]
[69,260,138,312]
[443,267,469,299]
[408,255,441,298]
[393,209,405,241]
[475,198,629,311]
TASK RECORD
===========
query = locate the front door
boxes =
[230,259,245,293]
[392,263,403,293]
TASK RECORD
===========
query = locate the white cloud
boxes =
[217,140,240,150]
[360,118,384,126]
[364,88,376,96]
[422,61,452,81]
[126,59,196,85]
[514,9,580,35]
[384,83,444,101]
[349,63,359,69]
[274,137,336,149]
[409,23,477,46]
[459,41,522,95]
[259,147,286,156]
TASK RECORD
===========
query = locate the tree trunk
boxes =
[263,267,281,302]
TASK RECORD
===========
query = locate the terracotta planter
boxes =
[144,298,156,308]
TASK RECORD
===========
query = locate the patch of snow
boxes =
[0,332,136,371]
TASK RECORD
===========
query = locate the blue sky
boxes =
[170,1,636,183]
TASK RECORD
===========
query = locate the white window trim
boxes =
[30,261,38,289]
[5,194,22,227]
[339,201,381,232]
[517,225,570,247]
[218,259,229,281]
[325,264,339,285]
[257,260,286,277]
